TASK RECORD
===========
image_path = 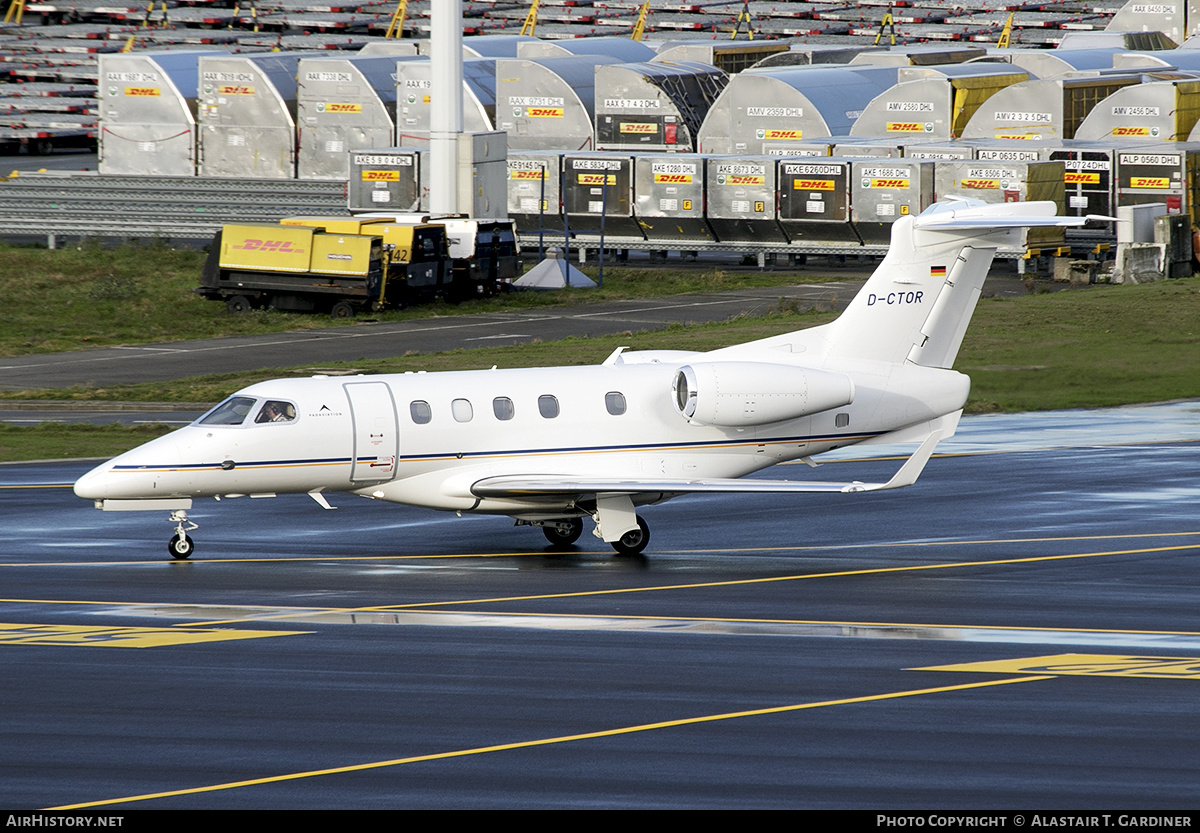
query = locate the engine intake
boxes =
[672,362,854,427]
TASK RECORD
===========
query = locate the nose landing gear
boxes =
[168,510,198,560]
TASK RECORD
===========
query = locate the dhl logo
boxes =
[326,103,362,114]
[1113,126,1150,136]
[361,171,400,182]
[218,85,255,96]
[1065,172,1100,184]
[869,179,910,189]
[233,240,305,253]
[960,179,999,189]
[125,87,160,97]
[577,173,617,185]
[793,179,834,191]
[526,107,563,118]
[727,175,765,185]
[620,123,657,134]
[1130,177,1169,188]
[887,122,924,132]
[762,129,802,140]
[654,173,692,183]
[510,170,546,180]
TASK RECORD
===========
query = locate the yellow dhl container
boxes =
[279,216,394,235]
[310,233,376,276]
[219,223,315,273]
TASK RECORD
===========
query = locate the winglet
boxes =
[848,428,947,493]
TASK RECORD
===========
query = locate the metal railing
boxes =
[0,171,347,245]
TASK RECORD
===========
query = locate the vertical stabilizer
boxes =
[822,200,1082,368]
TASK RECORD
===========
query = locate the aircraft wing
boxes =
[472,430,945,498]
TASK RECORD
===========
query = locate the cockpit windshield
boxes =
[197,396,257,426]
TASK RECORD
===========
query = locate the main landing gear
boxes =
[611,516,650,557]
[525,512,651,556]
[542,517,584,548]
[167,510,198,560]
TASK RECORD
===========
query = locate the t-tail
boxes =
[819,199,1093,368]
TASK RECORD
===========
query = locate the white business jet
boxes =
[75,199,1092,559]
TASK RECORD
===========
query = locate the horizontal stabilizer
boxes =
[472,429,947,498]
[912,200,1102,231]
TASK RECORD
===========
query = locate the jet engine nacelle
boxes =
[671,362,855,427]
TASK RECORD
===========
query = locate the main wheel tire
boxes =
[543,517,584,548]
[611,516,650,557]
[226,295,253,314]
[168,534,195,560]
[330,301,356,319]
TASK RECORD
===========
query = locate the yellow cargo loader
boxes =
[197,218,451,317]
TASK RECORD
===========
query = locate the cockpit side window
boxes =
[198,396,257,426]
[255,400,296,424]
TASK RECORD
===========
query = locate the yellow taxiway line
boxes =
[48,675,1049,809]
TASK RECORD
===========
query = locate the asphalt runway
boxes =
[3,403,1200,809]
[0,283,858,391]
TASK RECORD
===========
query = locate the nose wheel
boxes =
[167,510,198,560]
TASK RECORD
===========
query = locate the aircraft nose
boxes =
[73,434,183,501]
[74,461,116,501]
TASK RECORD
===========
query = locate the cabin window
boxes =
[255,400,295,424]
[493,397,514,421]
[835,412,850,428]
[452,398,474,423]
[605,391,627,416]
[410,400,432,425]
[538,395,559,419]
[199,396,257,426]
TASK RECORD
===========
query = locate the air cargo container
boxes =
[297,55,408,181]
[197,53,305,179]
[562,152,642,239]
[652,41,791,74]
[1049,141,1119,228]
[705,155,788,244]
[1074,78,1200,142]
[851,159,936,243]
[961,76,1143,142]
[848,45,987,67]
[394,58,497,148]
[98,50,228,176]
[632,153,714,243]
[696,66,900,154]
[1105,0,1186,46]
[1114,144,1200,224]
[850,65,1029,140]
[776,157,860,245]
[347,148,428,213]
[507,150,563,235]
[594,61,727,153]
[495,56,619,151]
[935,159,1067,248]
[1002,48,1128,80]
[517,37,656,63]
